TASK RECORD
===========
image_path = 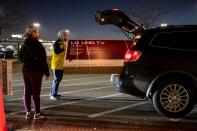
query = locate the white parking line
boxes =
[8,93,123,116]
[12,80,110,93]
[169,118,181,122]
[88,101,149,118]
[12,74,105,82]
[13,75,109,86]
[41,93,123,110]
[5,85,113,102]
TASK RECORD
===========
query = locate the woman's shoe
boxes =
[25,112,33,119]
[33,113,47,120]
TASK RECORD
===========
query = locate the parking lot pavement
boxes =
[3,63,197,130]
[6,115,197,131]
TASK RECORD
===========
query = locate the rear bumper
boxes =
[110,74,146,98]
[111,74,135,93]
[110,74,120,87]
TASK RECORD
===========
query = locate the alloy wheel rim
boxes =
[160,84,189,113]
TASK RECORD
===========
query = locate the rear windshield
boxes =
[131,31,151,50]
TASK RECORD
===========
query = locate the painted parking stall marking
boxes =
[88,101,149,118]
[7,93,123,116]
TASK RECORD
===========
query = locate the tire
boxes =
[152,78,195,118]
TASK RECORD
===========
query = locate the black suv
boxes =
[96,9,197,118]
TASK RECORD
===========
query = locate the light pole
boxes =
[33,22,40,28]
[11,34,22,39]
[160,23,168,27]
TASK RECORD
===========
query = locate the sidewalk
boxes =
[7,116,138,131]
[6,115,197,131]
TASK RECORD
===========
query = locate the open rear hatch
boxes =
[95,9,143,34]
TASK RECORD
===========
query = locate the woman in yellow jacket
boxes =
[50,30,68,100]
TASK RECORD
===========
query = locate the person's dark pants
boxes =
[50,70,64,97]
[23,70,43,113]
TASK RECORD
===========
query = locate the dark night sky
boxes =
[1,0,197,40]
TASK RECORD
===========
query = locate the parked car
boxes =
[0,45,4,58]
[96,9,197,118]
[3,45,15,59]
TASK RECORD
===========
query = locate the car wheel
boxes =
[152,78,195,118]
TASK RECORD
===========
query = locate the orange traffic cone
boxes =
[0,87,7,131]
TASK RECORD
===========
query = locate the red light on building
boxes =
[112,8,120,11]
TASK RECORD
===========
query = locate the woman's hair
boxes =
[58,30,68,41]
[24,25,38,37]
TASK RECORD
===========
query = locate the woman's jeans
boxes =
[50,70,64,97]
[23,70,43,113]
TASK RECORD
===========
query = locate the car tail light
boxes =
[124,50,142,62]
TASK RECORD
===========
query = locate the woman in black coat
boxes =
[20,25,50,120]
